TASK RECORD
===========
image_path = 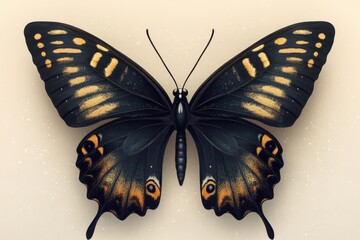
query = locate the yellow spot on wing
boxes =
[279,48,306,54]
[242,58,256,77]
[90,52,102,68]
[315,42,322,48]
[261,85,285,97]
[79,93,113,111]
[308,59,315,68]
[57,57,73,63]
[293,29,312,35]
[85,103,119,119]
[73,37,86,45]
[245,93,280,111]
[314,51,319,57]
[75,85,101,97]
[104,58,119,77]
[296,40,309,45]
[242,102,275,119]
[45,59,52,68]
[318,33,326,40]
[281,66,297,74]
[273,76,291,86]
[274,37,287,45]
[252,44,264,52]
[50,41,64,45]
[48,29,68,35]
[34,33,41,40]
[96,44,109,52]
[286,57,303,62]
[69,76,88,86]
[63,66,80,74]
[37,42,44,48]
[53,48,81,54]
[41,52,46,57]
[258,52,270,68]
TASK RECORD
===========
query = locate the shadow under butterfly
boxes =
[24,21,335,239]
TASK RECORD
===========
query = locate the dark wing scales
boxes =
[188,118,283,239]
[75,118,173,239]
[191,22,335,127]
[24,22,171,127]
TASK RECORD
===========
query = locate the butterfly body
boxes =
[172,88,190,185]
[24,21,335,239]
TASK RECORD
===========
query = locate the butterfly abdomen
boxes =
[176,130,187,185]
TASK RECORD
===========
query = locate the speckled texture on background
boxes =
[0,0,359,239]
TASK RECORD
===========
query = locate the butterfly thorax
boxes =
[172,88,189,186]
[172,88,190,131]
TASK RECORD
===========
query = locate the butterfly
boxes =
[24,21,335,239]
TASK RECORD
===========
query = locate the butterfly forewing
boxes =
[25,22,171,127]
[190,22,335,127]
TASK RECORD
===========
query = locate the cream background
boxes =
[1,0,359,239]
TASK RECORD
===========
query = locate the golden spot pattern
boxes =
[252,44,264,52]
[274,37,287,45]
[258,52,270,68]
[73,37,86,45]
[242,58,256,77]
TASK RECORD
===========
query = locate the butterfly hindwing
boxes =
[190,21,335,127]
[76,118,173,239]
[188,118,283,239]
[24,22,171,127]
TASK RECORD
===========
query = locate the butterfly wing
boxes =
[190,21,335,127]
[24,22,171,127]
[188,118,282,238]
[76,118,173,239]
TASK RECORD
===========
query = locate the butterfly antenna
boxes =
[146,29,179,89]
[182,29,214,89]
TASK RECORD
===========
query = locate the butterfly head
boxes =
[173,88,188,99]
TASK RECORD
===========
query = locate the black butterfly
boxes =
[24,21,335,239]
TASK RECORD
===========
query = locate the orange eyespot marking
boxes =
[201,179,216,200]
[261,134,279,155]
[81,134,99,155]
[146,179,160,201]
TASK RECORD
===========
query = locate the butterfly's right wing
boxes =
[76,118,173,239]
[190,22,335,127]
[24,22,171,127]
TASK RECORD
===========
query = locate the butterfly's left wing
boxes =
[76,118,173,239]
[188,118,283,239]
[190,21,335,127]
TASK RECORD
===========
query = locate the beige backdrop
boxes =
[1,0,359,239]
